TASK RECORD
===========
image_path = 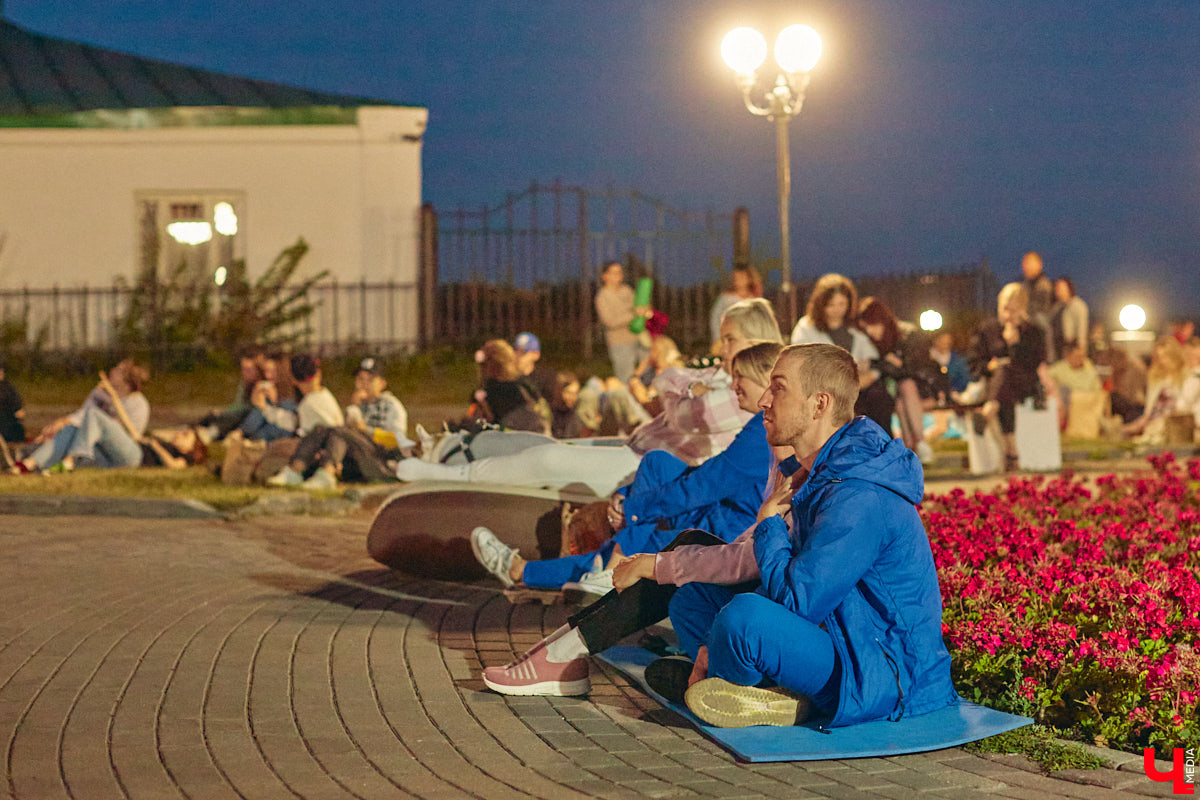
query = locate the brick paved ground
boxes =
[0,511,1175,799]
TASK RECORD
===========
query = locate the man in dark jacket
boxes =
[676,342,958,728]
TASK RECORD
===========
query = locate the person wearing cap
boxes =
[513,332,558,403]
[267,357,403,489]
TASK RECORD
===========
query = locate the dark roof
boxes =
[0,18,397,115]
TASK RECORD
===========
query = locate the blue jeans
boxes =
[28,406,142,469]
[669,583,841,713]
[239,403,296,442]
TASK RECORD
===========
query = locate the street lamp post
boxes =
[721,24,822,329]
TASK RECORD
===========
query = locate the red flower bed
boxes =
[922,453,1200,754]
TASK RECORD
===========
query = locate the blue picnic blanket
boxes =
[597,645,1032,763]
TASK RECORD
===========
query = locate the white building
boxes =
[0,15,427,350]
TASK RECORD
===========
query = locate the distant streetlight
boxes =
[721,23,822,328]
[1119,303,1146,332]
[919,309,943,332]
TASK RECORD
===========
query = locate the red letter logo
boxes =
[1144,748,1194,795]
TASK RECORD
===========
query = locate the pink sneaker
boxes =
[482,643,590,696]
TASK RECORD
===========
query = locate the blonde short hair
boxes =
[722,297,783,344]
[731,341,784,387]
[779,343,860,425]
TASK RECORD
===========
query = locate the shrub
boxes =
[925,454,1200,757]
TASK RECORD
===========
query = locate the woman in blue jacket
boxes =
[473,342,784,591]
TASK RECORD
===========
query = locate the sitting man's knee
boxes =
[712,593,770,637]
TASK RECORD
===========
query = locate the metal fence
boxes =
[0,279,418,367]
[436,180,736,288]
[0,265,994,369]
[428,262,996,355]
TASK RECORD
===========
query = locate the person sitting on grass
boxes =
[237,353,302,443]
[481,343,957,736]
[196,345,266,442]
[12,360,204,473]
[469,341,785,594]
[268,357,412,490]
[468,339,551,434]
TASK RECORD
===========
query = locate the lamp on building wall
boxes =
[166,221,213,246]
[721,23,822,327]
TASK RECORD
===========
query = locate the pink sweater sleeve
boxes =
[652,524,760,586]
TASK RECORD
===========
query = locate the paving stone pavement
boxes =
[0,511,1172,799]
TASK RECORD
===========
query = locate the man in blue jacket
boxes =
[676,342,958,728]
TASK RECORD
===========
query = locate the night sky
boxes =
[8,0,1200,327]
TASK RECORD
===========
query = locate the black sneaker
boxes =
[644,656,694,704]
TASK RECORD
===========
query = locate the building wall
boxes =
[0,105,426,348]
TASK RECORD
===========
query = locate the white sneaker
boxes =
[266,466,303,487]
[916,440,936,466]
[562,568,614,596]
[302,469,337,491]
[470,526,516,588]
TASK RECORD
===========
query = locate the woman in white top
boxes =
[790,273,878,386]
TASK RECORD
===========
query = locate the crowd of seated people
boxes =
[4,251,1196,495]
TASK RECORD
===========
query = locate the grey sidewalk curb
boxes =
[0,493,222,519]
[979,739,1180,797]
[0,484,398,520]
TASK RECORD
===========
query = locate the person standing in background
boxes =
[595,261,647,384]
[1051,277,1089,359]
[1021,251,1056,362]
[709,266,763,353]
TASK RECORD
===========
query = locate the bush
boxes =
[925,454,1200,757]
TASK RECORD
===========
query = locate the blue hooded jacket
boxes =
[621,411,772,540]
[752,416,958,726]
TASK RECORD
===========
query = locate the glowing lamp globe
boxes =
[919,309,943,332]
[722,27,768,76]
[1119,304,1146,332]
[774,24,822,74]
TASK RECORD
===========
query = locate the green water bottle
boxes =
[630,277,653,334]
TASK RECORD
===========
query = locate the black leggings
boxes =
[569,529,728,654]
[997,401,1016,435]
